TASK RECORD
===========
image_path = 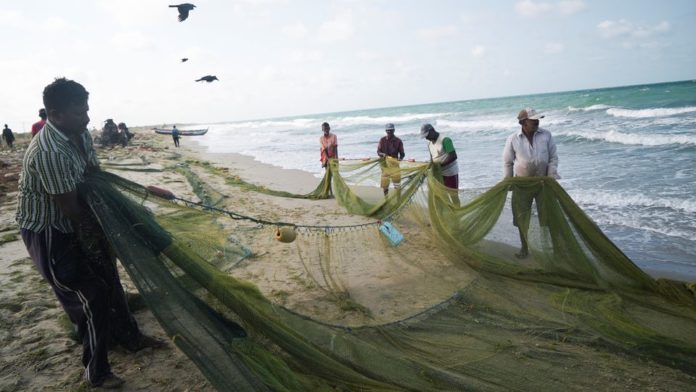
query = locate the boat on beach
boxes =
[153,127,208,136]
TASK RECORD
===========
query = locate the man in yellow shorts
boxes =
[377,123,405,197]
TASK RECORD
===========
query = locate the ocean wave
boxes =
[209,112,453,131]
[567,104,613,112]
[590,213,696,242]
[436,115,568,131]
[436,119,512,130]
[572,189,696,241]
[557,129,696,146]
[332,112,451,127]
[606,106,696,118]
[572,189,696,214]
[208,118,318,131]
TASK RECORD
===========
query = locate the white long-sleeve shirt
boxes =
[502,128,560,178]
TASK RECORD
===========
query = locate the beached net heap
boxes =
[80,158,696,391]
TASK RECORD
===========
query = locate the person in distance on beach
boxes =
[319,122,338,195]
[15,78,164,389]
[377,123,405,198]
[31,108,48,137]
[502,108,560,259]
[2,124,15,148]
[420,123,459,206]
[172,125,180,147]
[319,122,338,167]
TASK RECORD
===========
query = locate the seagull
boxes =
[169,3,196,22]
[195,75,219,83]
[181,58,189,62]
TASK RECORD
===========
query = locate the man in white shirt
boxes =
[502,108,560,258]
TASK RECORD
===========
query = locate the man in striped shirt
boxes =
[16,78,161,389]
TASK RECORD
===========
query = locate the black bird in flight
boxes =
[195,75,219,83]
[181,58,189,62]
[169,3,196,22]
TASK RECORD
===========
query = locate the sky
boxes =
[1,0,695,131]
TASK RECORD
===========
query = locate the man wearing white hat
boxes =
[503,108,560,258]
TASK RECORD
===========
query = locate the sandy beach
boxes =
[2,129,695,391]
[0,130,475,391]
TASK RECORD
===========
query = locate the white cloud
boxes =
[258,65,278,82]
[318,13,354,43]
[98,0,166,27]
[417,26,458,41]
[632,20,671,38]
[516,0,553,17]
[42,16,71,32]
[111,31,154,51]
[282,23,308,39]
[597,19,632,38]
[597,19,671,39]
[0,11,71,33]
[0,10,25,28]
[471,45,485,58]
[544,42,564,54]
[287,49,321,63]
[515,0,585,17]
[557,0,586,15]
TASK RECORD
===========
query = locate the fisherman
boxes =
[15,78,164,389]
[377,123,405,197]
[319,122,337,167]
[2,124,15,148]
[319,122,337,195]
[420,123,459,206]
[172,125,180,147]
[31,108,48,137]
[502,108,560,259]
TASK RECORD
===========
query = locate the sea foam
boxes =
[606,106,696,118]
[557,129,696,146]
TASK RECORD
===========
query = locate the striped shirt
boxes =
[15,120,99,233]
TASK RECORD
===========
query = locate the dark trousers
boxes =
[21,227,139,384]
[442,174,460,207]
[172,136,180,147]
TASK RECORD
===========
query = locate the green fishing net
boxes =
[79,158,696,391]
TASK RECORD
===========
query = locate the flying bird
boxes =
[169,3,196,22]
[195,75,219,83]
[181,58,189,62]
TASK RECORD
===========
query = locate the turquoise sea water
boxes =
[194,80,696,278]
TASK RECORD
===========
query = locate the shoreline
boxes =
[181,138,323,196]
[177,135,696,283]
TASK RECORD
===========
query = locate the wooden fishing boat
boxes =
[153,128,208,136]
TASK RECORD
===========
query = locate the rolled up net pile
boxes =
[80,157,696,391]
